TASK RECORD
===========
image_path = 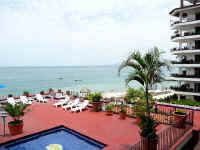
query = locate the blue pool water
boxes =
[0,126,106,150]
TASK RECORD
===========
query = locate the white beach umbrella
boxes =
[80,88,91,93]
[102,92,126,99]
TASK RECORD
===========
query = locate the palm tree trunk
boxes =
[145,86,150,117]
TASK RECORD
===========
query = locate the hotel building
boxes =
[170,0,200,100]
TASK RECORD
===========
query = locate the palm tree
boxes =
[118,47,168,116]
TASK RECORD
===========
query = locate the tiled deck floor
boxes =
[0,100,168,150]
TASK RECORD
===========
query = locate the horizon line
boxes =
[0,64,119,68]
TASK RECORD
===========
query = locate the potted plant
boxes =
[89,93,102,112]
[48,88,53,93]
[40,91,44,95]
[66,90,70,96]
[4,102,29,135]
[57,89,62,93]
[119,104,127,119]
[8,94,13,98]
[23,91,29,97]
[173,109,186,128]
[105,104,114,116]
[139,115,158,150]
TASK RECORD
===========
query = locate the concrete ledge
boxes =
[156,102,200,111]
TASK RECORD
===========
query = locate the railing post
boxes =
[192,110,194,125]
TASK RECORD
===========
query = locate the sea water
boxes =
[0,66,176,97]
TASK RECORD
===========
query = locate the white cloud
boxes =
[0,0,179,66]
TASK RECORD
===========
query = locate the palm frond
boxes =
[125,71,146,87]
[5,103,29,121]
[118,60,142,76]
[130,51,147,69]
[118,51,147,76]
[119,47,168,90]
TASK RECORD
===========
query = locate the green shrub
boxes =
[139,115,158,139]
[125,88,137,103]
[106,104,114,111]
[5,102,29,125]
[134,100,147,115]
[120,104,127,113]
[125,88,154,104]
[23,91,29,95]
[157,98,200,107]
[175,109,186,115]
[88,93,102,102]
[125,88,146,103]
[66,90,70,95]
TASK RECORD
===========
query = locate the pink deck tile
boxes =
[0,100,168,150]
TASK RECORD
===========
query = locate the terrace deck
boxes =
[0,100,168,150]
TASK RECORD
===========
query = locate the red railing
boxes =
[128,111,193,150]
[111,104,194,125]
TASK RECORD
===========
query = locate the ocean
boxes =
[0,66,175,97]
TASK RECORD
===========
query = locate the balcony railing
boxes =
[170,86,194,92]
[171,32,200,39]
[171,34,180,39]
[171,60,200,64]
[171,73,200,78]
[170,85,200,93]
[170,47,199,52]
[171,18,200,26]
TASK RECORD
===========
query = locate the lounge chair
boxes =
[20,96,32,105]
[7,97,16,105]
[29,97,35,101]
[71,100,89,112]
[53,95,70,107]
[54,93,65,99]
[36,94,47,103]
[62,98,80,110]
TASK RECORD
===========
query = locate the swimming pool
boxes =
[0,126,106,150]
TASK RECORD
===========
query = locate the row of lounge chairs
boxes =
[48,90,89,99]
[35,94,47,103]
[7,96,32,105]
[53,96,89,112]
[6,93,89,113]
[7,94,48,105]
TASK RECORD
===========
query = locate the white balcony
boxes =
[172,49,200,55]
[167,77,200,82]
[172,64,200,68]
[174,91,200,96]
[171,19,200,30]
[171,34,200,42]
[170,4,200,17]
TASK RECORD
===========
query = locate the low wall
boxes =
[156,102,200,111]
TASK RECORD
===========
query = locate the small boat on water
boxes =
[74,80,82,82]
[57,77,63,80]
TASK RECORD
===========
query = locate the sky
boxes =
[0,0,180,66]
